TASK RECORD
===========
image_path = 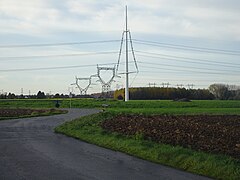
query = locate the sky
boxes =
[0,0,239,95]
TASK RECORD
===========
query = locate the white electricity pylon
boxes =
[116,6,139,101]
[71,75,93,95]
[97,65,119,96]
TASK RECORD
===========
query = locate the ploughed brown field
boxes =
[0,108,62,118]
[101,115,240,159]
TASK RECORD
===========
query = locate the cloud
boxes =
[127,0,240,40]
[0,0,240,41]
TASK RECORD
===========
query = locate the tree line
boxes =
[1,84,239,100]
[0,91,91,99]
[114,87,214,100]
[114,84,240,100]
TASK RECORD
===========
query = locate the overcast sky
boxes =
[0,0,239,95]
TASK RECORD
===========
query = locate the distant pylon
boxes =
[148,83,156,87]
[71,75,93,95]
[162,82,170,88]
[177,84,184,88]
[187,84,195,89]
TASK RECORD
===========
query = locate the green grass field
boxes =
[1,98,240,179]
[1,99,240,115]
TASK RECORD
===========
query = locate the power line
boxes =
[137,55,240,73]
[138,61,240,74]
[134,76,239,83]
[1,37,239,56]
[135,50,240,67]
[133,39,240,56]
[0,40,120,48]
[0,51,119,61]
[138,65,240,76]
[137,53,239,70]
[134,39,240,53]
[0,62,118,72]
[0,60,137,72]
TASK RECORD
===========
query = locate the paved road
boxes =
[0,108,211,180]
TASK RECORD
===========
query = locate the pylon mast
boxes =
[125,5,129,101]
[116,6,138,101]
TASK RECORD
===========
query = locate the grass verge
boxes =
[55,112,240,180]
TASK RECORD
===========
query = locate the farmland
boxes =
[101,114,240,159]
[0,108,67,120]
[1,99,240,179]
[0,99,240,114]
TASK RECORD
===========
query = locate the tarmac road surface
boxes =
[0,108,212,180]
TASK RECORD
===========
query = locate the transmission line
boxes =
[138,64,240,76]
[135,50,240,67]
[0,62,119,72]
[133,39,240,56]
[137,54,239,70]
[138,61,240,74]
[0,51,119,61]
[0,40,120,48]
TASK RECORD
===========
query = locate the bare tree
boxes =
[209,84,229,100]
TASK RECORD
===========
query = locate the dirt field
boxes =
[101,115,240,159]
[0,108,64,118]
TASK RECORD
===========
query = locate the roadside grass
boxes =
[55,112,240,180]
[1,99,240,109]
[107,107,240,115]
[0,109,68,121]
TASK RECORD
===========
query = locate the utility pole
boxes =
[149,83,156,87]
[125,5,129,102]
[187,84,195,89]
[162,82,170,88]
[68,87,74,108]
[177,84,184,88]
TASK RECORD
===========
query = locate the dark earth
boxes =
[101,115,240,159]
[0,108,66,118]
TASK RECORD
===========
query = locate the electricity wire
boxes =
[0,62,118,72]
[135,50,240,67]
[133,39,240,56]
[0,40,120,48]
[139,65,239,76]
[0,51,119,61]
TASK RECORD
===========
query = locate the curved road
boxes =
[0,108,211,180]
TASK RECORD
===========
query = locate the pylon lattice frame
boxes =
[97,65,117,94]
[71,76,93,95]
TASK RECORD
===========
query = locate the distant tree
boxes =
[235,90,240,100]
[0,93,7,99]
[209,84,229,100]
[231,89,240,100]
[7,93,16,99]
[37,91,46,99]
[54,93,60,98]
